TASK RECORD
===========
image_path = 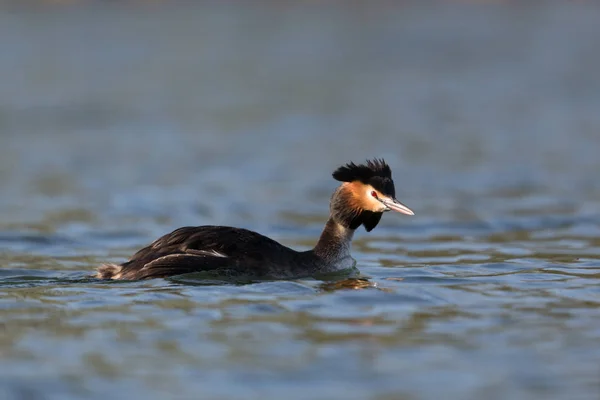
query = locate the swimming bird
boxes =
[96,159,414,280]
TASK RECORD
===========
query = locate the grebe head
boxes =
[330,158,414,232]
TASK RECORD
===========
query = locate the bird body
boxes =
[96,159,413,280]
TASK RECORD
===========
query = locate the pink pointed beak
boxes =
[381,198,414,216]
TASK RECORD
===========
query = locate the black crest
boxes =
[332,158,395,197]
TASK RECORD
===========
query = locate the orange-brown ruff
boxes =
[97,159,414,280]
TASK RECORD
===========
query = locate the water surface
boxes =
[1,2,600,399]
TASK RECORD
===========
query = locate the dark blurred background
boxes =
[1,0,599,235]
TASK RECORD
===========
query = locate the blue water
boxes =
[1,2,599,399]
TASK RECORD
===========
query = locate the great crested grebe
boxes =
[96,159,414,280]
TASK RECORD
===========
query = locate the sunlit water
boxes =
[1,2,600,399]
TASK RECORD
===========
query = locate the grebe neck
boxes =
[313,217,355,261]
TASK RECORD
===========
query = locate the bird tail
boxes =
[96,263,123,279]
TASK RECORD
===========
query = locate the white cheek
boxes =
[365,189,386,211]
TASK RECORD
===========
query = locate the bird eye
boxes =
[371,191,378,198]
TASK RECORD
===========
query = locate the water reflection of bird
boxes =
[96,159,414,280]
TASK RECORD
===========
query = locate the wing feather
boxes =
[129,254,230,280]
[105,226,284,279]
